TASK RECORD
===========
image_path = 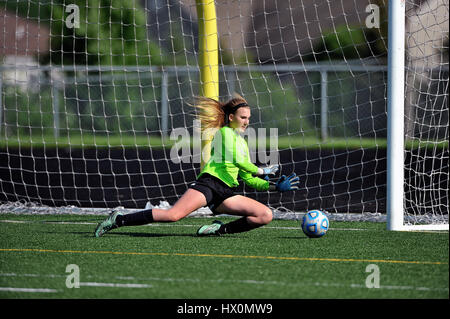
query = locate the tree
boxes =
[2,0,166,66]
[52,0,166,66]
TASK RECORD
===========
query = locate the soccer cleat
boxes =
[144,201,154,210]
[196,220,224,236]
[94,210,123,237]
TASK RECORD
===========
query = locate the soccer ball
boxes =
[301,210,329,238]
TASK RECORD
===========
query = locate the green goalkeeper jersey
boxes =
[198,126,269,191]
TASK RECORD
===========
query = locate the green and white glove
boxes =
[257,164,279,176]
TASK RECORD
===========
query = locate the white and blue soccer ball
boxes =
[301,210,329,238]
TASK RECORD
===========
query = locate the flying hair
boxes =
[190,93,249,132]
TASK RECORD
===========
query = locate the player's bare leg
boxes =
[95,188,206,237]
[152,188,207,222]
[197,195,272,236]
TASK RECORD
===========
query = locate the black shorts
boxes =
[189,173,235,214]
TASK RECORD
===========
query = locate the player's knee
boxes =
[166,209,184,222]
[259,208,273,225]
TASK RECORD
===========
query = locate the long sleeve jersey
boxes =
[198,126,269,191]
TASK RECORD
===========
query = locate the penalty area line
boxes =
[0,248,447,265]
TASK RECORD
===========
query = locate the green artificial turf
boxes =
[0,214,448,299]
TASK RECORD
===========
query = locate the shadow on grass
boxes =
[63,231,199,238]
[53,230,308,240]
[110,232,198,238]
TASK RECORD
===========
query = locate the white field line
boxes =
[79,282,152,288]
[0,273,152,290]
[0,287,59,293]
[0,272,447,293]
[116,275,449,292]
[0,219,367,231]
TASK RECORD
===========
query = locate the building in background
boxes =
[0,8,50,91]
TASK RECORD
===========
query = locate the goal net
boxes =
[0,0,448,229]
[402,0,448,229]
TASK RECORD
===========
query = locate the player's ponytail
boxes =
[191,93,249,132]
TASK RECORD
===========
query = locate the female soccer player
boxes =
[94,94,299,237]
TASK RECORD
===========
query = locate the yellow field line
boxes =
[0,248,447,265]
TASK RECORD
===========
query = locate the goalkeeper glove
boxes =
[275,173,300,192]
[257,164,279,176]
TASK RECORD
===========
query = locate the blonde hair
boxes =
[191,93,249,132]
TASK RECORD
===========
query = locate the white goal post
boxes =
[386,0,406,231]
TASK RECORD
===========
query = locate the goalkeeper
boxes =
[94,94,299,237]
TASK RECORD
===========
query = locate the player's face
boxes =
[229,107,250,132]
